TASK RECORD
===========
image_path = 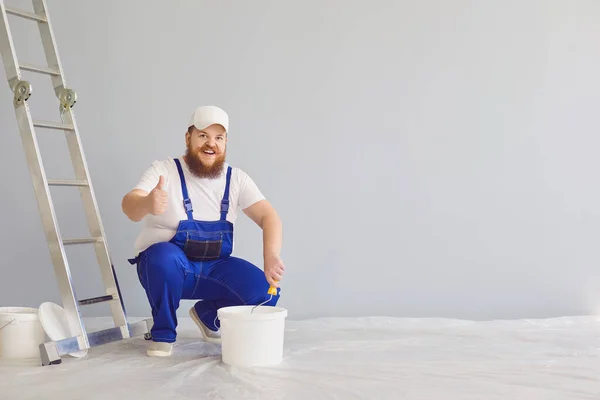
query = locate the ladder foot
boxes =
[37,318,153,365]
[40,341,62,366]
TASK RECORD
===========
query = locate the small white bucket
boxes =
[0,307,46,360]
[217,305,287,367]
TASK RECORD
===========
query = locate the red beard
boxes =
[184,143,226,179]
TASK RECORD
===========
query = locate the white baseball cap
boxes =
[188,105,229,132]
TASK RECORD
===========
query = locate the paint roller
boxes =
[251,283,278,313]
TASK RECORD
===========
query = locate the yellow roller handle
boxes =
[267,283,278,296]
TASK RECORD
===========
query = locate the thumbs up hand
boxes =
[147,175,168,215]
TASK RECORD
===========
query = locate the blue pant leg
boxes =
[190,256,281,331]
[137,242,194,343]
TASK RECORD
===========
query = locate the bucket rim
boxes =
[217,305,288,321]
[0,307,40,321]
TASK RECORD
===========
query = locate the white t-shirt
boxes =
[131,157,265,255]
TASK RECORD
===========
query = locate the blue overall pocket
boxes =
[183,231,223,261]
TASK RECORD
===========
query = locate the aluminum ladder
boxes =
[0,0,152,365]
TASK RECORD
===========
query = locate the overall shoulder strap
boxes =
[220,166,232,221]
[174,158,193,220]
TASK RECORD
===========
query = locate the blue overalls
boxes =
[128,158,280,343]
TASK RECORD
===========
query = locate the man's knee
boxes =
[141,242,186,280]
[206,256,282,306]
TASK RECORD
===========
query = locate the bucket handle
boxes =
[0,319,15,332]
[251,283,279,314]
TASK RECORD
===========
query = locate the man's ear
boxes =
[185,132,190,146]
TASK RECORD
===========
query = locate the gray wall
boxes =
[1,0,600,322]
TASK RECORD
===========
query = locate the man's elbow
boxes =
[121,192,143,222]
[121,195,135,222]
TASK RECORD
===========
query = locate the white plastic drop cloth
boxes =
[1,315,600,399]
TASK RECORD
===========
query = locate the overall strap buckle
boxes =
[183,198,193,213]
[219,166,233,221]
[220,201,229,213]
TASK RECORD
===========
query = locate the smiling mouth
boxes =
[202,149,216,155]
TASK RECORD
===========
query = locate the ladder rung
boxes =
[63,237,102,245]
[78,295,115,306]
[20,63,60,76]
[33,120,74,131]
[47,179,89,187]
[5,7,47,23]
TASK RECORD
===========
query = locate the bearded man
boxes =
[122,105,285,357]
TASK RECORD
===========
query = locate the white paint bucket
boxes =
[217,305,287,367]
[0,307,46,360]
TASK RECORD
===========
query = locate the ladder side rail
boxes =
[32,0,129,333]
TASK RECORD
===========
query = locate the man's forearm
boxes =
[262,211,282,257]
[122,190,151,222]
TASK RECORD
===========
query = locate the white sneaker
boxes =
[189,306,221,344]
[147,341,173,357]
